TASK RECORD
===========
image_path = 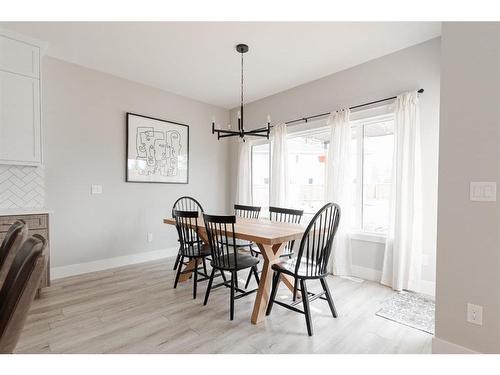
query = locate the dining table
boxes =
[163,216,306,324]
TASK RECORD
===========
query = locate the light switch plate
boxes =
[91,184,103,194]
[467,303,483,325]
[470,182,496,201]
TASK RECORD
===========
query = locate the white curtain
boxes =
[381,91,423,292]
[325,109,353,276]
[270,123,288,207]
[235,140,252,205]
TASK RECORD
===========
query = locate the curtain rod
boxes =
[284,88,424,126]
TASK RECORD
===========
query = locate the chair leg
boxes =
[203,268,216,306]
[292,277,298,302]
[193,259,198,299]
[173,251,181,270]
[266,271,281,316]
[252,265,260,284]
[173,255,184,289]
[244,268,253,289]
[300,279,313,336]
[220,270,227,282]
[230,271,235,320]
[234,271,239,288]
[202,258,208,275]
[320,278,337,318]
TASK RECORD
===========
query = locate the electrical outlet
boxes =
[467,303,483,326]
[147,232,153,243]
[470,182,496,201]
[91,184,103,194]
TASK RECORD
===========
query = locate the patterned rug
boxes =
[376,292,435,334]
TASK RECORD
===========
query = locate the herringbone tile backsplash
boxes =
[0,165,45,209]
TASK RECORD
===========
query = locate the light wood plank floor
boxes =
[16,257,432,354]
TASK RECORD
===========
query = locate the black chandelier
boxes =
[212,44,271,141]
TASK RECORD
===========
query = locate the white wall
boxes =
[228,38,441,287]
[434,22,500,354]
[43,57,230,268]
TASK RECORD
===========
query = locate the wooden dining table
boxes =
[163,216,306,324]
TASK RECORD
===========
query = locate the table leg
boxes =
[178,258,198,282]
[251,242,296,324]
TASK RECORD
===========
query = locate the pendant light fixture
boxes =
[212,44,271,141]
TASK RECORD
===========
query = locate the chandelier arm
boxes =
[214,129,240,135]
[218,132,241,139]
[243,132,269,138]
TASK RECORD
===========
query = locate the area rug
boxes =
[376,292,435,334]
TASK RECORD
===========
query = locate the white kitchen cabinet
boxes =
[0,35,40,78]
[0,31,44,166]
[0,71,41,164]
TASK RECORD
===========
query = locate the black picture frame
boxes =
[126,112,189,184]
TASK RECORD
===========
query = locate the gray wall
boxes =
[228,38,441,284]
[435,23,500,353]
[43,57,230,267]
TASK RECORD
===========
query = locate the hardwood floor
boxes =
[16,257,432,354]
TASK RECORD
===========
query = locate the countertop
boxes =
[0,208,53,216]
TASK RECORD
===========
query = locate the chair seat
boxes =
[272,258,326,279]
[180,242,211,258]
[211,253,259,271]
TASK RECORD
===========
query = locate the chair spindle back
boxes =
[269,206,304,256]
[203,214,239,269]
[172,196,204,217]
[234,204,261,219]
[295,203,341,277]
[173,210,203,257]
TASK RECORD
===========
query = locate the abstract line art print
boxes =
[126,113,189,183]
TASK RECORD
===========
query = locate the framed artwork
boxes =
[126,112,189,184]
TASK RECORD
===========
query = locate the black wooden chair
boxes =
[202,214,260,320]
[0,220,28,289]
[173,210,212,299]
[266,202,341,336]
[172,196,205,271]
[244,206,304,289]
[0,235,47,353]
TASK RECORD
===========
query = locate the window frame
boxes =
[349,112,395,242]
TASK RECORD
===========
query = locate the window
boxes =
[251,142,270,208]
[249,112,395,238]
[287,130,328,216]
[352,115,395,234]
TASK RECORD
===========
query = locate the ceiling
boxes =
[1,22,441,109]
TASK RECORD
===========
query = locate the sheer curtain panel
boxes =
[325,109,353,276]
[270,123,288,207]
[381,91,423,292]
[235,140,252,205]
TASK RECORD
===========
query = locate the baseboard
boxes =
[350,265,435,296]
[51,247,178,280]
[432,336,479,354]
[350,265,382,282]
